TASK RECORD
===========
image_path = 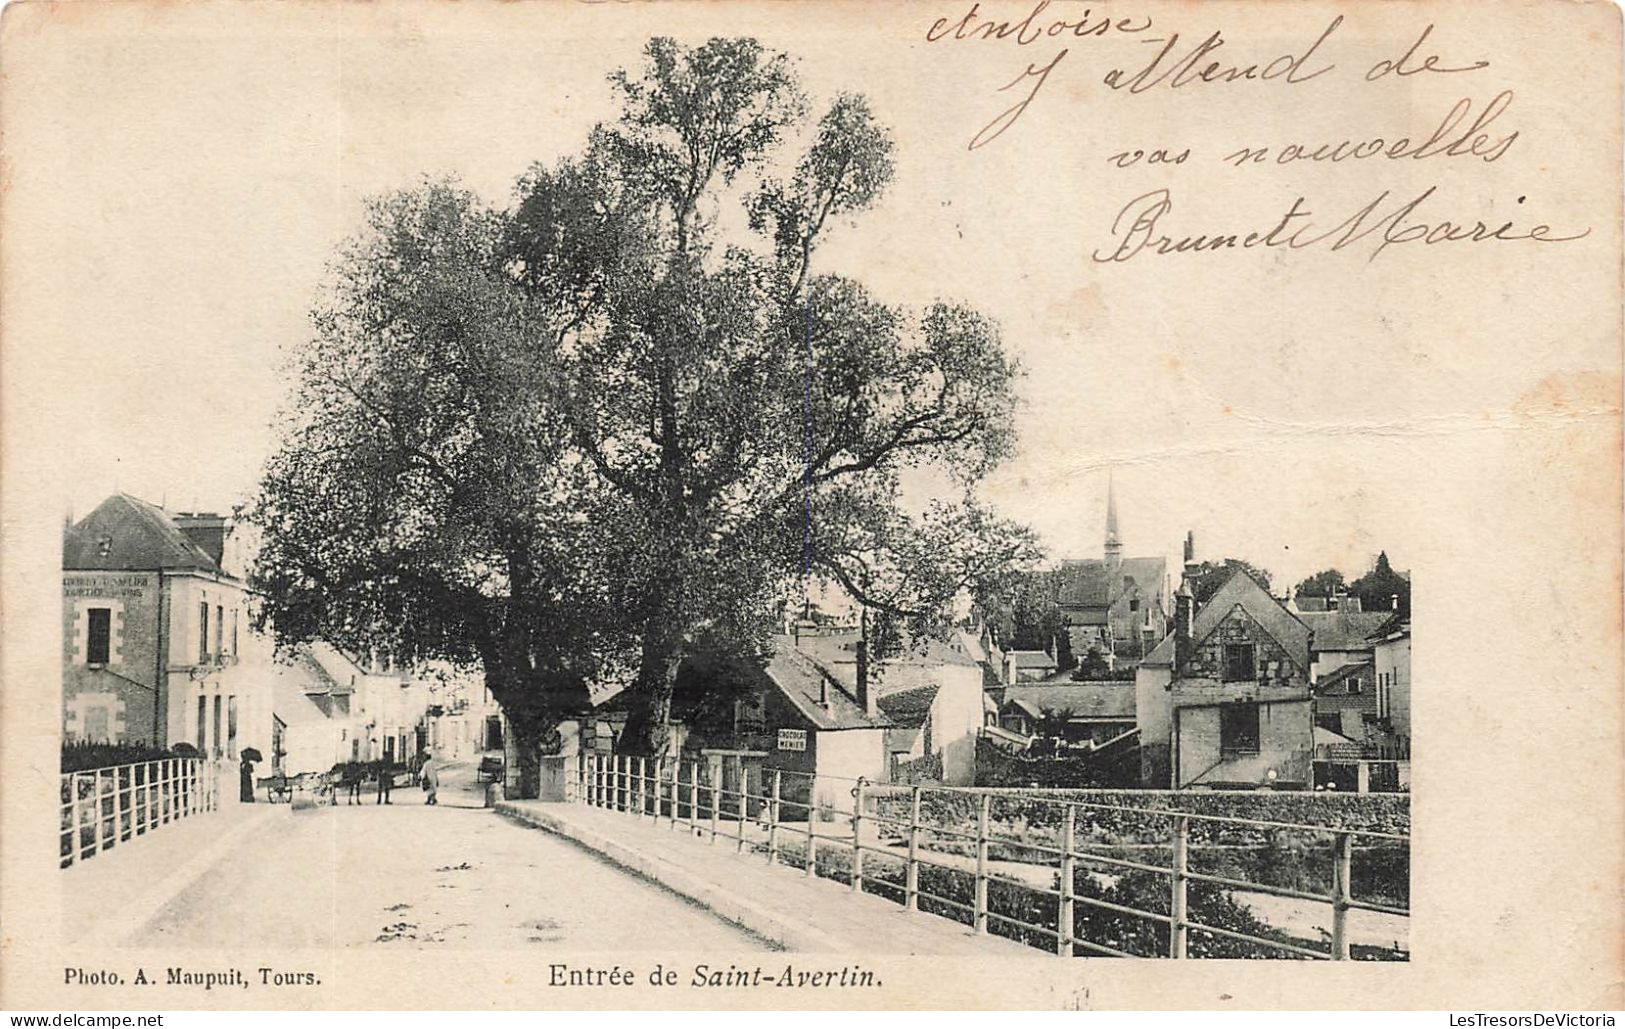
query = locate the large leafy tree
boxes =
[507,38,1034,753]
[248,37,1035,772]
[244,184,641,793]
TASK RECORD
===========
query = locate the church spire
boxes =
[1104,470,1123,568]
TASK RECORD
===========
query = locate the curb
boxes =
[79,803,290,944]
[496,801,848,952]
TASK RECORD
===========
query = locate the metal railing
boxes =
[59,758,220,868]
[572,752,1409,960]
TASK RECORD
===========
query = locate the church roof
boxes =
[1057,556,1167,609]
[63,493,231,576]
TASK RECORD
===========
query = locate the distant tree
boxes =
[1293,568,1346,598]
[976,568,1072,671]
[1075,646,1111,680]
[1350,551,1410,618]
[1186,558,1274,606]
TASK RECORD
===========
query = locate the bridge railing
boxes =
[573,752,1409,960]
[59,758,220,869]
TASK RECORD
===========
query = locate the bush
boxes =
[61,740,186,774]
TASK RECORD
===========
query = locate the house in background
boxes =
[306,643,434,768]
[1054,481,1169,667]
[62,495,272,771]
[1311,661,1378,739]
[1135,568,1315,790]
[790,629,984,785]
[1004,649,1058,683]
[720,636,891,816]
[1300,609,1396,682]
[997,682,1137,745]
[1372,619,1412,751]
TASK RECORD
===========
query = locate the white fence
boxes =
[59,758,220,868]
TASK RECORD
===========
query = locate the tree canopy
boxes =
[245,37,1037,774]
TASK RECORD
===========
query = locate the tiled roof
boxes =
[792,631,979,672]
[1143,568,1310,670]
[877,684,940,729]
[63,494,229,575]
[1299,611,1394,652]
[1001,683,1136,720]
[1314,660,1374,695]
[1057,556,1167,608]
[765,636,889,731]
[1008,650,1057,668]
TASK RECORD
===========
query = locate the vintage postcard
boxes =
[0,0,1620,1012]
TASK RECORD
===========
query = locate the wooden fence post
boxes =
[1170,815,1189,958]
[1057,804,1076,956]
[974,793,990,934]
[1331,832,1353,960]
[905,785,921,912]
[766,769,781,865]
[850,778,866,893]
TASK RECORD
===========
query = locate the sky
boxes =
[8,3,1448,592]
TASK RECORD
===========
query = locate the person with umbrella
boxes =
[239,747,262,803]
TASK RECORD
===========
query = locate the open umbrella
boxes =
[240,747,263,763]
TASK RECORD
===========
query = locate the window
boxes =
[212,695,223,758]
[198,603,210,663]
[215,605,224,655]
[84,706,111,743]
[227,695,238,759]
[231,610,239,655]
[197,695,207,751]
[86,607,111,665]
[1348,677,1362,695]
[1220,703,1261,755]
[1223,643,1257,681]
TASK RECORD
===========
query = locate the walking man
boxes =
[421,752,440,806]
[375,760,394,804]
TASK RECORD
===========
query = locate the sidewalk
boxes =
[496,799,1045,957]
[61,800,288,943]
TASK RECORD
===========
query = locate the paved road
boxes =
[128,761,773,951]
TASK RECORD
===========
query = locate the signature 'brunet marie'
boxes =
[1092,187,1590,264]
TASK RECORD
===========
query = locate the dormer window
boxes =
[1223,643,1256,681]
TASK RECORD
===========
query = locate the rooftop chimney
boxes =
[171,511,230,567]
[1174,580,1195,671]
[855,609,877,716]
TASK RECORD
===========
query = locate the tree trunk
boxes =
[622,614,684,757]
[502,698,559,800]
[482,655,567,801]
